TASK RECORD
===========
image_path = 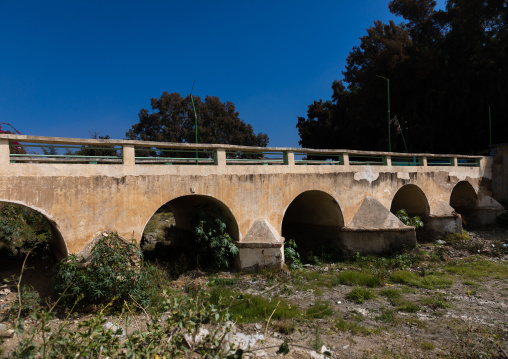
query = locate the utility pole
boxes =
[376,76,391,152]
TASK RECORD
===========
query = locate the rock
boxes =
[103,322,125,336]
[310,351,325,359]
[436,240,446,245]
[229,332,264,350]
[183,328,210,348]
[1,329,14,338]
[255,324,262,330]
[0,323,7,331]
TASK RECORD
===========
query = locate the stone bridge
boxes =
[0,135,505,269]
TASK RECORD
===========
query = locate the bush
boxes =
[10,285,41,318]
[53,233,160,308]
[284,239,302,269]
[346,287,376,304]
[396,209,424,228]
[193,205,238,270]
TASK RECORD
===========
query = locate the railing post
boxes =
[0,139,10,166]
[451,157,458,167]
[342,153,349,166]
[283,151,295,166]
[215,149,226,167]
[422,156,428,166]
[122,144,135,166]
[385,155,392,166]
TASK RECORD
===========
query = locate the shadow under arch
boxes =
[141,194,240,264]
[390,184,430,217]
[281,190,344,257]
[0,199,68,259]
[450,181,479,226]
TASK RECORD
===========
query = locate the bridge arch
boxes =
[390,184,430,217]
[450,181,478,210]
[140,194,240,262]
[281,190,344,258]
[0,199,68,259]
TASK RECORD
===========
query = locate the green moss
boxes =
[389,270,452,289]
[346,287,376,304]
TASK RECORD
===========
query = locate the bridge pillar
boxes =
[283,151,295,166]
[122,144,135,166]
[0,139,9,166]
[215,149,226,167]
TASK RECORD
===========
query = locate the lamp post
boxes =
[376,75,391,152]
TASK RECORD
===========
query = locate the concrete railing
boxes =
[0,134,483,168]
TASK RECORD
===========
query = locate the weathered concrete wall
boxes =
[0,136,502,267]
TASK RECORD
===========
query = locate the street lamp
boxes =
[376,75,391,152]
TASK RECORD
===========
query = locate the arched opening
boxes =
[281,190,344,261]
[0,201,67,302]
[390,184,430,218]
[141,195,239,273]
[450,181,478,227]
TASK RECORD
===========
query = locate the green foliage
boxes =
[395,209,424,229]
[375,308,396,323]
[0,203,51,255]
[346,287,376,304]
[444,258,508,280]
[354,250,422,270]
[194,205,239,270]
[10,285,41,318]
[208,287,300,323]
[10,291,240,358]
[52,233,161,308]
[284,239,302,269]
[379,288,402,300]
[127,92,269,147]
[305,301,333,319]
[334,318,375,335]
[331,270,382,287]
[389,270,453,289]
[297,1,508,154]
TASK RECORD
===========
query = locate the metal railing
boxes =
[0,134,483,168]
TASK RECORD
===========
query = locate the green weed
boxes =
[445,258,508,279]
[378,288,402,300]
[346,287,376,304]
[331,270,382,287]
[389,270,453,289]
[375,308,396,323]
[305,301,333,319]
[334,318,376,335]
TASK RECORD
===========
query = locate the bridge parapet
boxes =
[0,134,483,169]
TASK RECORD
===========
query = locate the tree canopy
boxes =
[297,0,508,154]
[127,92,269,147]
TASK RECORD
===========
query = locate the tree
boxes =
[297,0,508,154]
[0,122,26,154]
[127,92,269,147]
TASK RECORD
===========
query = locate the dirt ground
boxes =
[1,228,507,358]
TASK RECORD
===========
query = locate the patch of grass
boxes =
[207,277,239,287]
[334,318,377,335]
[461,280,479,287]
[208,287,301,323]
[272,320,295,334]
[346,287,376,304]
[420,341,435,350]
[305,301,333,319]
[421,294,451,309]
[375,308,396,323]
[389,270,453,289]
[379,288,402,300]
[396,300,420,313]
[331,270,382,287]
[444,258,508,280]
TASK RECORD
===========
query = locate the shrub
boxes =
[331,270,382,287]
[346,287,376,304]
[10,285,41,318]
[284,239,302,269]
[193,205,238,270]
[396,209,423,228]
[53,233,160,308]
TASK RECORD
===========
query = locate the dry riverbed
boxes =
[1,228,508,358]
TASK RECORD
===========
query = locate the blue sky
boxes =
[1,0,445,147]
